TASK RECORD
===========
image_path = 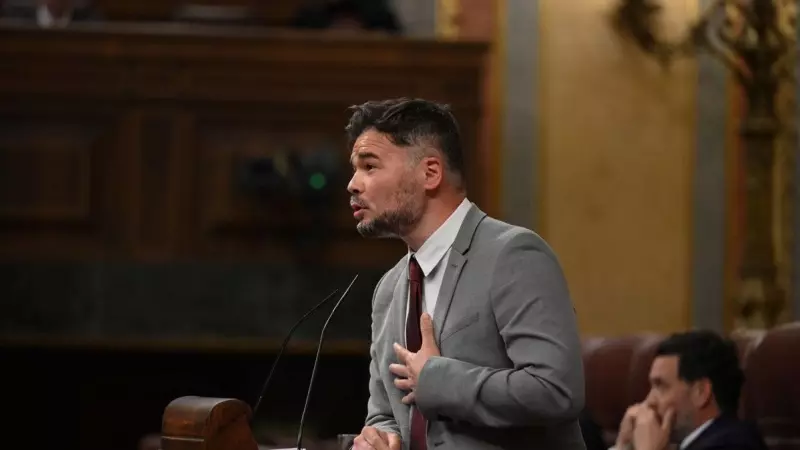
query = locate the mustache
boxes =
[350,196,367,208]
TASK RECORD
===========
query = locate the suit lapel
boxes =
[387,262,412,423]
[433,252,466,345]
[681,416,734,450]
[432,204,487,345]
[392,258,410,348]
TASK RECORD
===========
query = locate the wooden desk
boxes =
[0,22,489,264]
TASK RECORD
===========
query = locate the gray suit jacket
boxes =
[365,204,586,450]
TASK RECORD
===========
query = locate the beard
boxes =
[355,180,423,239]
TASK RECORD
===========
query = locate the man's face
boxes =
[644,355,704,443]
[347,129,424,238]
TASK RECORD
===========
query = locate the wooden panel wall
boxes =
[0,23,489,266]
[0,24,488,450]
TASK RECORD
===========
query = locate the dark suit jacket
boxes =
[684,415,768,450]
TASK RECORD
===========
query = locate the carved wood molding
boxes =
[0,24,489,263]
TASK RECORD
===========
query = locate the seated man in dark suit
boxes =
[614,330,766,450]
[2,0,100,28]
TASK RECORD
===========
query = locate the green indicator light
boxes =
[309,173,327,190]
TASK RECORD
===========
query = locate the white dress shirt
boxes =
[679,418,714,449]
[406,198,472,319]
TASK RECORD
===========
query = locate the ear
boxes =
[691,379,713,408]
[421,156,444,190]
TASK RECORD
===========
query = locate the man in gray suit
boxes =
[346,98,586,450]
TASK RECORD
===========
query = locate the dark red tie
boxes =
[406,256,427,450]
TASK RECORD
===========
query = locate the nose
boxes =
[347,171,362,195]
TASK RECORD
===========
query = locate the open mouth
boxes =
[351,203,366,219]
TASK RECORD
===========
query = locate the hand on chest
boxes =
[394,260,503,365]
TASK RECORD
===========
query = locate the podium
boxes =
[161,396,259,450]
[160,396,356,450]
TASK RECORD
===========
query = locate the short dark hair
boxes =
[345,98,466,186]
[655,330,744,415]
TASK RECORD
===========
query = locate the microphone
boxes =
[251,287,340,417]
[295,273,359,450]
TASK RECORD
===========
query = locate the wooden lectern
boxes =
[161,396,259,450]
[160,396,357,450]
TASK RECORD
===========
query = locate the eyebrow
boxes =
[350,151,380,165]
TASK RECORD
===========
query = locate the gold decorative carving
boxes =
[611,0,797,328]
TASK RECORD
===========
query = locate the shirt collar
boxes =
[409,198,472,277]
[680,418,715,450]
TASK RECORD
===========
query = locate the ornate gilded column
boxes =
[611,0,797,328]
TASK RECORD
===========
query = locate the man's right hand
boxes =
[352,426,401,450]
[615,403,643,449]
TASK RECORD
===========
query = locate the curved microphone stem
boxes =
[251,288,340,418]
[296,274,359,450]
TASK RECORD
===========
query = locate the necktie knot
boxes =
[409,256,423,283]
